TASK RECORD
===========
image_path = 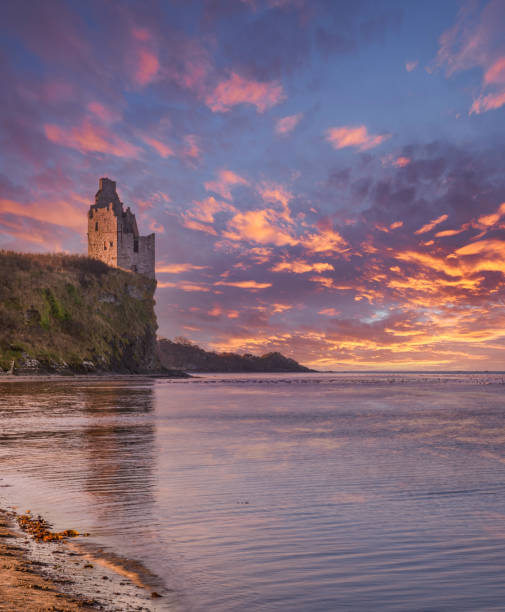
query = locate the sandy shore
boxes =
[0,508,173,611]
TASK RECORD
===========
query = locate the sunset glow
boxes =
[2,0,505,370]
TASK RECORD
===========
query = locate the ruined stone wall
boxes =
[116,231,155,279]
[88,205,118,268]
[137,233,155,279]
[88,178,155,280]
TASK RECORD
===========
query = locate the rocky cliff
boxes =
[157,338,313,372]
[0,251,166,374]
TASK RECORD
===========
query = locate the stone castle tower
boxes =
[87,178,155,279]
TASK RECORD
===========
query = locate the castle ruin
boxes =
[88,178,155,279]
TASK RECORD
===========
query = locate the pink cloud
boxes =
[434,2,505,114]
[470,90,505,115]
[44,119,140,158]
[275,113,303,135]
[205,169,248,200]
[205,72,285,113]
[326,125,391,151]
[87,102,120,123]
[135,49,159,86]
[182,134,201,160]
[405,61,418,72]
[141,135,175,158]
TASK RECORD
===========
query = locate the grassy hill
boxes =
[158,338,313,373]
[0,250,163,374]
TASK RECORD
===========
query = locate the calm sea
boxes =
[2,373,505,611]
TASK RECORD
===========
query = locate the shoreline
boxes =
[0,507,173,611]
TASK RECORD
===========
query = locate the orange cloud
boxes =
[156,263,208,274]
[275,113,303,135]
[271,260,334,274]
[319,308,341,316]
[183,196,237,234]
[0,197,85,232]
[326,125,391,151]
[214,280,272,290]
[302,227,349,254]
[205,169,248,200]
[224,209,297,246]
[478,202,505,227]
[158,281,211,292]
[390,221,404,229]
[414,213,448,235]
[205,72,285,113]
[393,156,411,167]
[44,120,140,158]
[259,183,294,223]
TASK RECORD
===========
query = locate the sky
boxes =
[2,0,505,370]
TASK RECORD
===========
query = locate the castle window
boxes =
[133,239,139,253]
[95,222,98,231]
[104,242,107,250]
[110,241,113,247]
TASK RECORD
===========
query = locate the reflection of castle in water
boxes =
[79,383,157,522]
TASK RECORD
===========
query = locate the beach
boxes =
[0,508,167,611]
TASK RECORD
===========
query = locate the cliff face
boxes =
[0,251,163,374]
[157,338,313,373]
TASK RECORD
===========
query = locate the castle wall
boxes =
[88,205,118,268]
[88,178,156,280]
[137,234,155,279]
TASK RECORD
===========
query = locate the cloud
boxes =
[393,156,411,168]
[0,197,85,232]
[182,134,201,161]
[477,202,505,227]
[302,227,349,254]
[224,209,298,246]
[319,308,341,316]
[434,1,505,114]
[44,120,140,158]
[87,102,120,123]
[158,281,211,292]
[183,196,237,232]
[135,49,159,86]
[271,260,334,273]
[141,135,175,158]
[275,113,303,135]
[414,213,448,235]
[326,125,391,151]
[205,72,285,113]
[470,90,505,115]
[156,263,208,274]
[205,169,249,200]
[405,61,418,72]
[214,280,272,290]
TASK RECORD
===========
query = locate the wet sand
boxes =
[0,508,171,611]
